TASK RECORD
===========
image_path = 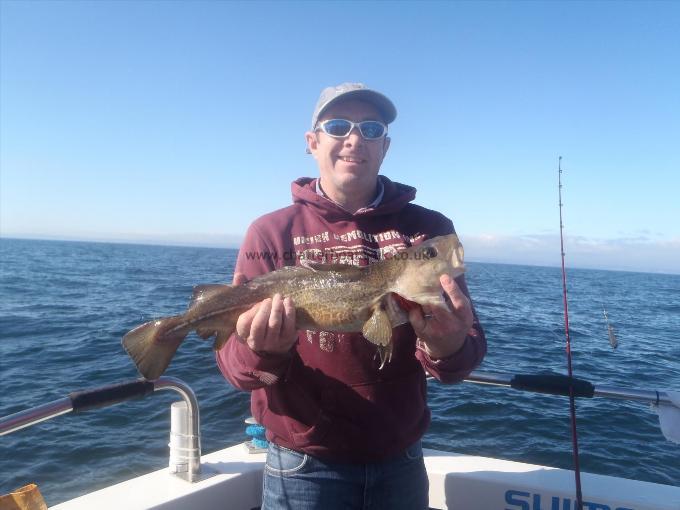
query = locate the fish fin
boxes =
[196,317,236,350]
[196,327,216,339]
[252,370,279,385]
[362,304,394,369]
[189,284,231,308]
[379,344,393,369]
[122,316,188,380]
[371,343,393,369]
[212,327,235,351]
[362,305,393,347]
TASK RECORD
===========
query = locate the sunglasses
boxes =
[316,119,388,140]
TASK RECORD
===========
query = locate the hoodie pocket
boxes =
[289,409,332,448]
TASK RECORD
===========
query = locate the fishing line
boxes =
[558,156,584,510]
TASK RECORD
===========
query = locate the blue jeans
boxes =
[261,441,429,510]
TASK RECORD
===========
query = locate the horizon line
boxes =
[2,234,678,276]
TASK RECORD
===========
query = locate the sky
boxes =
[1,1,679,274]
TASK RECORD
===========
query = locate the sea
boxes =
[1,238,679,505]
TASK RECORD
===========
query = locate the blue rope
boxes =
[245,424,266,439]
[245,420,268,449]
[251,437,269,449]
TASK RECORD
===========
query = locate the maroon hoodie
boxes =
[216,176,486,463]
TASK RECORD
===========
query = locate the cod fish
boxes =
[122,234,465,380]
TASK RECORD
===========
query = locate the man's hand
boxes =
[233,272,297,355]
[409,274,474,359]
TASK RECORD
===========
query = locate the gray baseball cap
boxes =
[310,82,397,129]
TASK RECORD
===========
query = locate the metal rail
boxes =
[0,397,73,436]
[0,376,201,482]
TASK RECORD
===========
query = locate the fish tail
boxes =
[122,315,188,380]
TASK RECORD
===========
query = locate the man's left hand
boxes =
[408,274,474,359]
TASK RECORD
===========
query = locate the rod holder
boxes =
[169,401,201,481]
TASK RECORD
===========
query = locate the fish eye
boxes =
[423,247,437,258]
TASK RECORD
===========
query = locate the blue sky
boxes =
[1,1,678,274]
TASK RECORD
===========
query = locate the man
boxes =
[217,83,486,509]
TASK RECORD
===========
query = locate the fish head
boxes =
[390,234,466,306]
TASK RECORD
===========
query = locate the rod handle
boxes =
[69,379,155,413]
[511,374,595,398]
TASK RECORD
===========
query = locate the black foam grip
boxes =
[69,379,156,413]
[511,374,595,398]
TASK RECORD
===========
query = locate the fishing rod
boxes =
[558,156,584,510]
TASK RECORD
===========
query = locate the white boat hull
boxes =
[52,444,680,510]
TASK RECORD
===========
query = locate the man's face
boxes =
[305,99,390,198]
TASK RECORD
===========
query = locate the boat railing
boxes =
[0,376,201,482]
[463,370,674,406]
[1,369,674,487]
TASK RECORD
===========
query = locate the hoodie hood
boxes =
[291,176,417,222]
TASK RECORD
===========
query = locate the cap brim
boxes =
[316,89,397,126]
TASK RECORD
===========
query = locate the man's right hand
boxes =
[233,272,298,355]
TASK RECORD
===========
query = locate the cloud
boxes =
[463,233,680,274]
